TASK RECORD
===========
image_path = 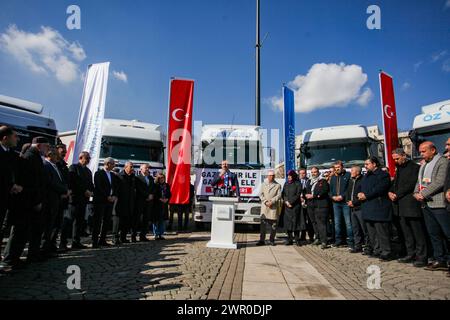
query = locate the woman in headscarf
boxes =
[282,170,302,245]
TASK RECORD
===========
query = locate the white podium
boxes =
[207,196,239,249]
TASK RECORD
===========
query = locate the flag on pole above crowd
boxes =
[283,85,296,179]
[379,71,399,177]
[166,78,194,205]
[73,62,110,174]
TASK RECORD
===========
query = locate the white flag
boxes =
[73,62,110,174]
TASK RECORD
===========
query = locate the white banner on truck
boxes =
[73,62,110,174]
[194,168,262,198]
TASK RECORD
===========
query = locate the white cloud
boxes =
[445,0,450,9]
[112,70,128,83]
[413,61,423,72]
[443,59,450,72]
[0,24,85,83]
[270,62,373,113]
[401,82,411,91]
[431,50,447,62]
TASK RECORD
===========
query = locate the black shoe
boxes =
[71,242,88,250]
[284,240,293,246]
[413,261,427,268]
[159,236,166,240]
[139,236,150,242]
[98,240,111,247]
[270,241,276,246]
[296,240,303,247]
[349,247,362,253]
[131,236,137,243]
[424,261,448,271]
[369,252,381,258]
[398,256,414,263]
[256,241,265,246]
[58,244,69,253]
[379,254,395,261]
[312,239,321,246]
[91,243,100,249]
[321,244,330,250]
[362,250,372,256]
[3,259,28,270]
[26,254,46,263]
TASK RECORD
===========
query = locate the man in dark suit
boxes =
[358,156,394,261]
[116,162,136,243]
[211,160,240,197]
[41,147,69,256]
[3,136,49,265]
[0,126,23,271]
[389,148,428,267]
[68,151,94,249]
[54,144,71,252]
[134,163,156,241]
[92,157,118,248]
[346,165,367,253]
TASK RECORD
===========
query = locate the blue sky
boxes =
[0,0,449,134]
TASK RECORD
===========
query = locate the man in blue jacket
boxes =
[329,160,353,249]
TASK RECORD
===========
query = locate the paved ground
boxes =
[1,230,449,300]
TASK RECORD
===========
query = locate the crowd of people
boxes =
[258,139,450,277]
[0,125,195,273]
[1,123,449,280]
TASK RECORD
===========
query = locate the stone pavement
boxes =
[1,230,449,300]
[0,232,230,300]
[241,234,344,300]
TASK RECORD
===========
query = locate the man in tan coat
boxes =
[257,170,282,246]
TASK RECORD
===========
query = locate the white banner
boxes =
[194,168,262,198]
[73,62,110,174]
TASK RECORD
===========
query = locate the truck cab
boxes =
[0,95,58,149]
[299,125,383,172]
[59,118,165,176]
[193,125,265,226]
[410,100,450,159]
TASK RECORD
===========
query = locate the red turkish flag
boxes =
[379,71,399,177]
[166,79,194,205]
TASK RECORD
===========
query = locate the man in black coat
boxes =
[304,167,330,249]
[346,165,367,253]
[92,157,119,247]
[116,161,137,243]
[54,144,71,251]
[389,148,427,267]
[0,126,23,270]
[68,151,94,249]
[135,164,156,241]
[358,156,394,261]
[3,136,49,265]
[41,147,69,255]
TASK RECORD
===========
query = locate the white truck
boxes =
[299,125,383,171]
[0,95,58,148]
[59,118,165,176]
[193,125,267,227]
[410,100,450,159]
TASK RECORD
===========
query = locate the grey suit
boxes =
[415,155,450,263]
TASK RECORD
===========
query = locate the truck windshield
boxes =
[303,143,368,168]
[199,140,264,168]
[100,136,163,163]
[413,128,450,156]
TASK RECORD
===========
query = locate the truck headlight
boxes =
[250,207,261,215]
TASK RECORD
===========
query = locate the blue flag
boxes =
[283,86,296,179]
